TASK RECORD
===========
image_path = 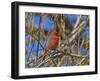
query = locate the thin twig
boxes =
[76,57,87,66]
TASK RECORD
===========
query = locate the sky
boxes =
[32,14,89,37]
[33,15,54,31]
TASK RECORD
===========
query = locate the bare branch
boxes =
[69,21,87,43]
[74,15,82,28]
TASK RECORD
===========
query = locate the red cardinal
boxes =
[44,26,59,52]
